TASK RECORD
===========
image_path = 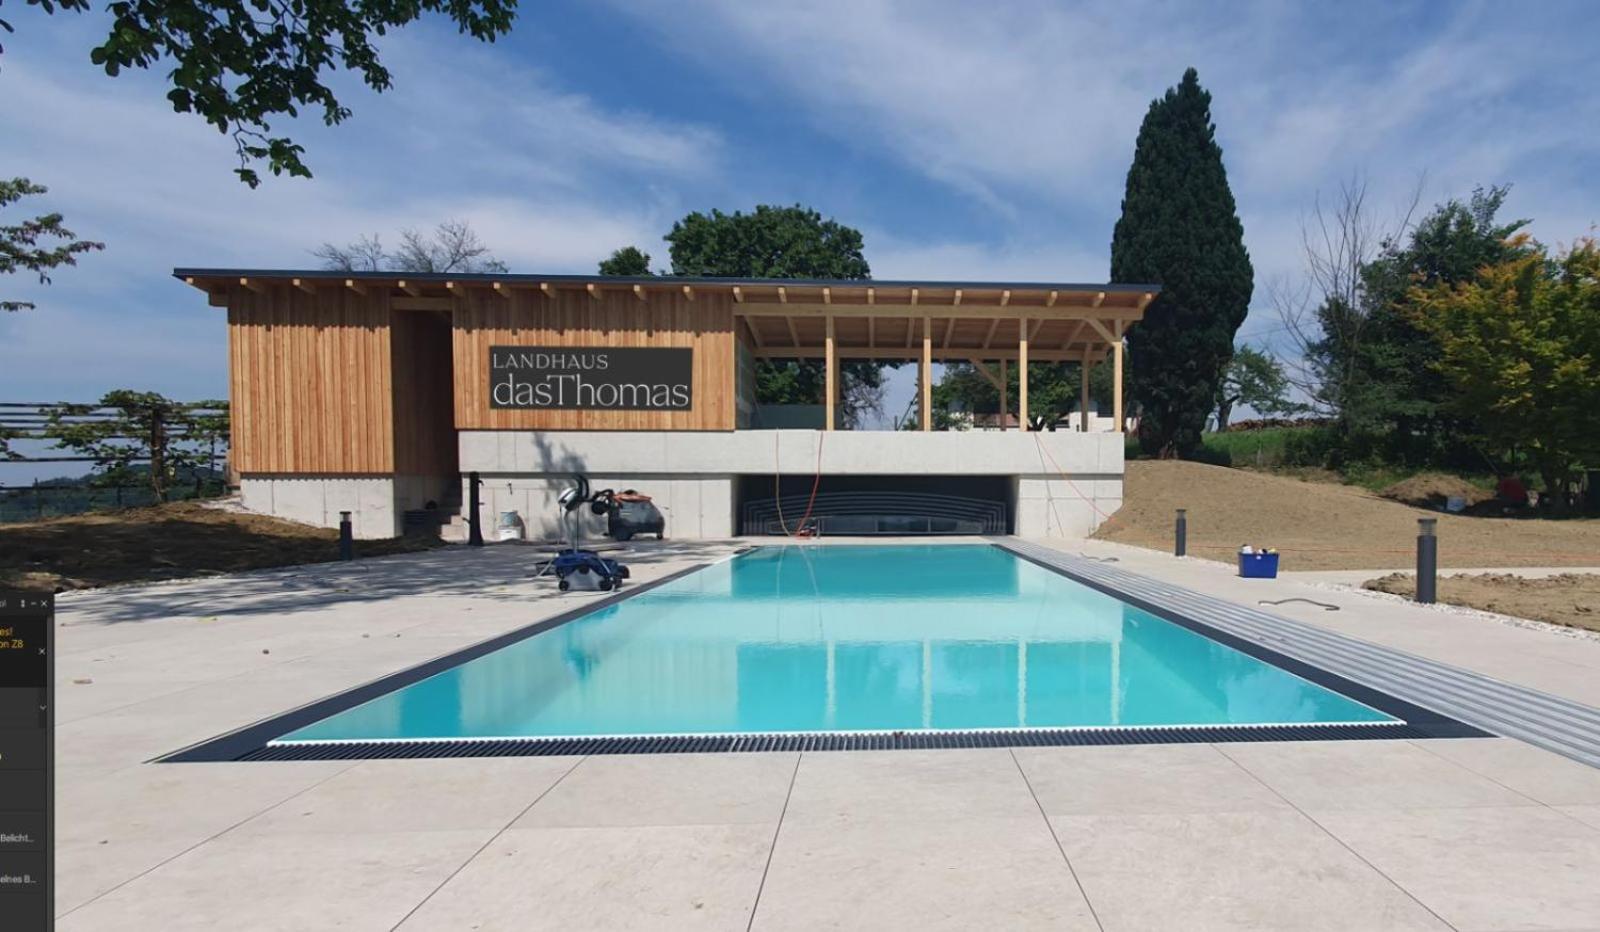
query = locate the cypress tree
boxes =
[1110,68,1253,458]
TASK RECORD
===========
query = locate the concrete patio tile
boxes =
[232,756,581,836]
[394,823,773,931]
[1053,810,1451,931]
[1560,805,1600,831]
[1416,737,1600,806]
[1312,805,1600,931]
[782,749,1039,825]
[1219,739,1536,810]
[751,816,1097,931]
[53,761,353,913]
[515,751,797,828]
[57,829,488,932]
[57,761,352,845]
[1014,744,1290,816]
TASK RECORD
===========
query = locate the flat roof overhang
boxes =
[175,268,1159,362]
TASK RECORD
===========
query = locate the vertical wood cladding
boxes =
[390,310,458,477]
[227,285,395,474]
[452,287,736,430]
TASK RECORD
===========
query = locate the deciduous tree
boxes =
[598,246,653,276]
[314,221,506,273]
[3,0,518,186]
[1110,68,1253,458]
[1408,237,1600,511]
[1216,345,1299,430]
[1,177,102,311]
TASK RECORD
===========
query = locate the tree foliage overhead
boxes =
[1110,67,1253,458]
[3,0,518,186]
[314,220,507,273]
[1,177,103,312]
[1408,236,1600,510]
[598,246,653,276]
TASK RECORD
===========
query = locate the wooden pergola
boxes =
[178,270,1155,432]
[727,281,1155,431]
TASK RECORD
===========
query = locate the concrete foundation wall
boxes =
[239,476,399,539]
[458,430,1123,540]
[467,474,734,541]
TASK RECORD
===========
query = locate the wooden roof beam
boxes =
[867,287,875,305]
[942,317,956,349]
[982,317,1001,349]
[1137,291,1155,311]
[633,284,647,302]
[822,287,831,305]
[1046,290,1058,307]
[447,281,470,301]
[1000,290,1011,307]
[777,286,787,304]
[1084,318,1117,344]
[343,278,366,296]
[238,277,265,294]
[1092,291,1106,308]
[785,315,800,348]
[867,316,875,350]
[953,289,963,307]
[397,280,422,297]
[682,284,695,301]
[290,277,317,295]
[540,282,556,300]
[732,286,743,304]
[586,283,602,301]
[494,282,515,300]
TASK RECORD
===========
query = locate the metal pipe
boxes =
[1175,508,1187,557]
[1416,518,1437,604]
[338,511,354,561]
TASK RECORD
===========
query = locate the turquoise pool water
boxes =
[277,544,1394,743]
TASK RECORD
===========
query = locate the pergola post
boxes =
[1018,316,1029,430]
[824,314,836,431]
[999,359,1009,430]
[1080,348,1092,432]
[920,316,932,431]
[1112,325,1125,433]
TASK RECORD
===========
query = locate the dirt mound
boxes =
[1364,572,1600,632]
[1,501,444,591]
[1093,460,1600,570]
[1379,473,1494,510]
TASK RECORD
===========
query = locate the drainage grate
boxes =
[234,722,1455,762]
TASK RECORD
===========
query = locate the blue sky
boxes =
[2,0,1598,470]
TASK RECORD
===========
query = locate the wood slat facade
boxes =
[451,287,736,432]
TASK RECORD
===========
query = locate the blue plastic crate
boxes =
[1238,552,1280,579]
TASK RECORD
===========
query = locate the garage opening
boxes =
[737,474,1012,536]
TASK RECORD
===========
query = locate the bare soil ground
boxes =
[1379,472,1496,510]
[1094,461,1600,571]
[0,502,445,591]
[1364,572,1600,633]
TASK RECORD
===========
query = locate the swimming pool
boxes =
[273,544,1395,745]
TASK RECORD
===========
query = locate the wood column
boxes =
[999,359,1009,430]
[1112,332,1124,433]
[920,316,932,431]
[1018,317,1029,430]
[824,314,836,431]
[1080,348,1092,432]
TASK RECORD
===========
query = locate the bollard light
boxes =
[467,471,485,547]
[338,510,354,561]
[1415,517,1437,604]
[1175,508,1188,558]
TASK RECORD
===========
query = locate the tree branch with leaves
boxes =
[1,177,103,312]
[3,0,518,186]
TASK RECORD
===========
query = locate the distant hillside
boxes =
[1094,461,1600,571]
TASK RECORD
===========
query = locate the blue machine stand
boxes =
[543,475,632,592]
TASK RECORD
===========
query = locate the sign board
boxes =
[489,346,693,410]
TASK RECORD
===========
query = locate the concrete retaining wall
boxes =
[239,476,399,539]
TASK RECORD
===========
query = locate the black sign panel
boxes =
[489,346,693,410]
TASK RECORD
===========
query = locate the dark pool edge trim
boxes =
[992,541,1481,736]
[991,540,1600,770]
[234,722,1445,761]
[156,552,747,763]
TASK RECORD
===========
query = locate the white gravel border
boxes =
[1309,579,1600,643]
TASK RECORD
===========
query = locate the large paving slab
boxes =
[48,538,1600,929]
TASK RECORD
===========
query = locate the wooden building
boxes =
[179,269,1155,539]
